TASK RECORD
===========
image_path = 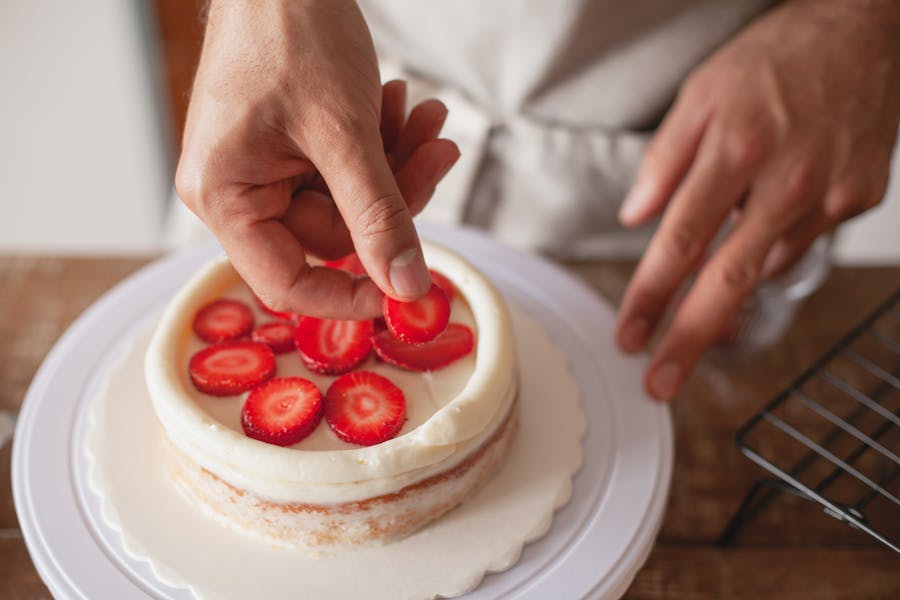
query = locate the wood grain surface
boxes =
[1,256,898,599]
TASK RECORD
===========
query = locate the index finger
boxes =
[643,206,780,400]
[312,118,432,302]
[616,128,760,354]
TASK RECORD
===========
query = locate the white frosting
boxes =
[145,242,517,503]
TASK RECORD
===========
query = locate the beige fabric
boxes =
[361,0,776,258]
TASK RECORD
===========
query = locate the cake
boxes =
[145,241,517,549]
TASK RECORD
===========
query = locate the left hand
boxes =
[615,0,900,401]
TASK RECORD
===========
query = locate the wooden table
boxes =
[1,256,897,598]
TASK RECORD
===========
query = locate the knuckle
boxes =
[663,225,703,263]
[824,183,885,223]
[328,110,369,142]
[174,161,202,210]
[782,159,816,203]
[825,181,864,221]
[271,268,313,314]
[355,194,409,238]
[721,130,769,173]
[826,178,886,222]
[308,105,375,146]
[174,153,227,222]
[765,159,818,223]
[716,259,759,295]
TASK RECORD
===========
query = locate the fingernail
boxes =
[618,180,653,225]
[620,318,650,352]
[389,247,431,300]
[647,362,682,402]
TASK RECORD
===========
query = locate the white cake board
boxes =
[13,225,673,599]
[86,306,585,599]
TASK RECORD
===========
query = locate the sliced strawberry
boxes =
[241,377,323,446]
[193,298,254,343]
[429,269,455,304]
[295,317,373,375]
[188,341,276,396]
[325,371,406,446]
[253,294,299,323]
[324,253,367,276]
[372,323,475,371]
[383,284,450,344]
[251,321,296,354]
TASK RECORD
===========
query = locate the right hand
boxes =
[176,0,460,319]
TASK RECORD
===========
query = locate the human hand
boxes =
[615,0,900,400]
[176,0,459,319]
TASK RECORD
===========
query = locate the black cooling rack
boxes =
[719,286,900,552]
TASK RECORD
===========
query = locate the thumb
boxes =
[314,120,431,301]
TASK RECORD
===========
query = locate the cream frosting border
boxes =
[145,241,516,500]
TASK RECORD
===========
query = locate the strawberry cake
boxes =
[145,242,517,549]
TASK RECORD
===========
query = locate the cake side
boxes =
[163,399,518,549]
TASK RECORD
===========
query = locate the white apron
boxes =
[360,0,776,258]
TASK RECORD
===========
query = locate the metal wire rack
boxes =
[719,286,900,552]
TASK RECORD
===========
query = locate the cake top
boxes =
[181,273,479,452]
[146,241,516,491]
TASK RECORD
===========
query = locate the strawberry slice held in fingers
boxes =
[324,253,368,276]
[383,283,450,344]
[251,321,296,354]
[241,377,323,446]
[372,323,475,371]
[253,294,299,323]
[193,298,255,343]
[325,371,406,446]
[429,269,455,304]
[188,341,276,396]
[295,317,374,375]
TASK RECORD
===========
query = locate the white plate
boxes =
[12,225,672,599]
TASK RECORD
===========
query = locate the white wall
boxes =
[0,1,170,254]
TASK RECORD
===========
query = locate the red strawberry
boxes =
[295,317,373,375]
[325,371,406,446]
[251,321,296,354]
[324,253,367,276]
[241,377,323,446]
[188,341,276,396]
[372,323,475,371]
[253,294,299,323]
[193,298,254,343]
[429,269,455,304]
[383,284,450,344]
